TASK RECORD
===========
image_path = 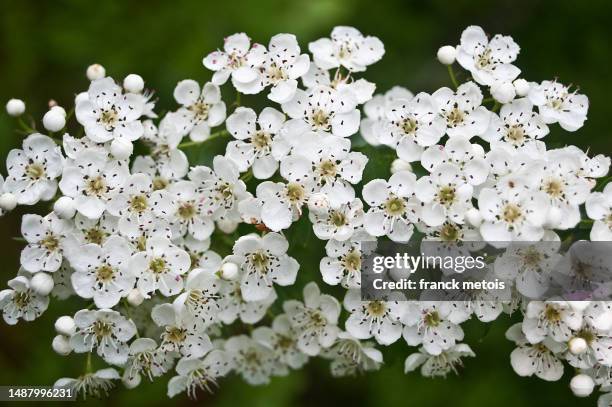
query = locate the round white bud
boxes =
[42,110,66,132]
[31,272,54,296]
[391,159,413,174]
[54,316,76,336]
[74,92,89,105]
[465,208,483,228]
[436,45,457,65]
[0,193,17,211]
[50,105,67,117]
[570,374,595,397]
[53,196,76,219]
[216,219,239,234]
[6,98,26,116]
[86,63,106,81]
[490,81,516,104]
[220,262,239,280]
[122,373,141,389]
[127,288,144,306]
[123,74,145,93]
[52,335,72,356]
[568,337,588,355]
[110,138,134,160]
[513,78,531,97]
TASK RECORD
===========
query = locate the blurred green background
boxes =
[0,0,610,405]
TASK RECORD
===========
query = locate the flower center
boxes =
[385,196,406,216]
[402,118,418,135]
[277,335,294,350]
[96,264,115,283]
[330,210,347,227]
[13,291,30,308]
[100,109,118,130]
[86,176,107,196]
[129,195,148,213]
[502,203,523,224]
[267,65,287,83]
[476,49,492,69]
[343,250,361,271]
[424,311,441,327]
[318,159,337,178]
[286,183,305,203]
[85,227,106,245]
[178,202,196,220]
[367,301,387,317]
[522,247,542,267]
[544,179,564,198]
[92,321,113,340]
[447,107,464,126]
[25,163,45,180]
[41,235,59,251]
[437,186,456,206]
[149,257,167,274]
[506,126,525,145]
[544,305,562,322]
[152,177,168,191]
[311,109,330,130]
[189,101,210,121]
[439,222,460,242]
[250,251,269,272]
[252,131,272,151]
[165,327,187,343]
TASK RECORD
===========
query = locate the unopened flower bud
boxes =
[437,45,457,65]
[54,316,76,336]
[217,219,238,234]
[127,288,145,306]
[31,272,54,296]
[0,193,17,211]
[220,262,239,280]
[86,64,106,81]
[52,335,72,356]
[391,159,412,174]
[110,138,134,160]
[123,74,145,93]
[54,196,76,219]
[570,373,594,397]
[50,105,67,117]
[6,99,25,116]
[513,78,530,97]
[43,109,66,132]
[490,81,516,104]
[568,337,588,355]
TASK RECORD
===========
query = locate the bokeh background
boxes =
[0,0,611,405]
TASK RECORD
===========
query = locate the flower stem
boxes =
[240,169,253,182]
[85,352,92,374]
[177,130,228,149]
[447,65,459,89]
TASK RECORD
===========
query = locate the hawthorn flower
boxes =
[421,136,489,186]
[123,338,175,386]
[309,198,364,241]
[69,235,135,308]
[565,302,612,369]
[4,133,63,205]
[506,323,564,381]
[232,233,299,302]
[76,77,145,143]
[225,107,287,179]
[173,80,226,141]
[160,180,214,241]
[173,267,221,328]
[586,184,612,241]
[320,238,369,288]
[260,34,310,103]
[362,171,420,242]
[225,335,283,385]
[528,80,589,131]
[522,301,583,344]
[343,290,407,345]
[217,272,277,324]
[253,314,308,370]
[322,332,383,377]
[455,25,520,86]
[129,236,190,297]
[20,213,72,273]
[59,150,130,219]
[378,93,446,162]
[281,85,360,138]
[69,212,118,248]
[301,65,376,104]
[167,351,232,398]
[54,368,120,399]
[432,81,490,138]
[70,309,137,365]
[308,26,384,72]
[151,303,213,359]
[402,302,464,355]
[0,275,50,324]
[404,344,475,377]
[482,98,549,146]
[283,282,341,356]
[360,87,414,146]
[203,33,266,92]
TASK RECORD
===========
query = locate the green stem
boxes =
[240,169,253,182]
[177,130,228,149]
[447,65,459,89]
[85,352,92,374]
[17,117,36,134]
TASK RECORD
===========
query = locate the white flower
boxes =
[455,25,520,86]
[483,98,549,146]
[378,92,446,162]
[203,33,266,92]
[432,81,490,138]
[360,87,414,146]
[301,65,376,103]
[260,34,310,103]
[283,282,341,356]
[59,150,129,219]
[70,309,137,365]
[4,133,63,205]
[151,303,213,359]
[362,171,420,242]
[20,213,72,273]
[322,331,383,377]
[69,236,135,308]
[232,233,299,302]
[586,184,612,241]
[343,290,406,345]
[308,26,384,72]
[54,368,120,399]
[282,85,360,138]
[421,136,489,186]
[173,80,226,141]
[528,80,589,131]
[404,343,475,377]
[565,302,612,369]
[225,107,287,179]
[225,335,282,385]
[173,267,222,328]
[218,272,277,324]
[522,301,583,343]
[309,198,364,241]
[76,77,144,143]
[416,163,474,226]
[253,314,308,370]
[505,323,564,381]
[320,238,370,289]
[138,113,189,180]
[167,351,232,398]
[129,236,190,297]
[123,338,175,385]
[163,181,214,241]
[402,302,464,355]
[0,276,49,324]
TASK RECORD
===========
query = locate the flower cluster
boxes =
[0,25,610,403]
